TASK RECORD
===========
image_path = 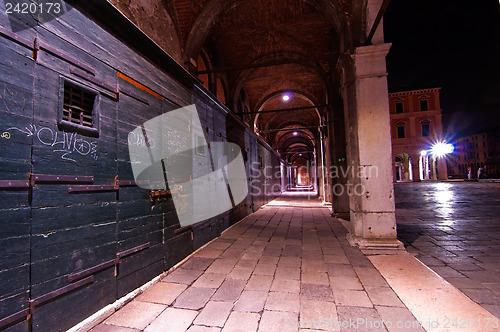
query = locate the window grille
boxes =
[62,83,96,128]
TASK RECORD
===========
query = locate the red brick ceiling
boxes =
[171,0,341,158]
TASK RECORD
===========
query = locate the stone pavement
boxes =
[395,182,500,318]
[89,193,423,332]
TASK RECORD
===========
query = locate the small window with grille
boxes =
[63,83,95,127]
[58,79,99,136]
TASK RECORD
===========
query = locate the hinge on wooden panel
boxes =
[33,37,39,60]
[149,189,171,202]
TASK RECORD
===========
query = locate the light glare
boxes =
[430,141,454,157]
[283,95,290,101]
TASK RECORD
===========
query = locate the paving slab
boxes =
[88,191,498,332]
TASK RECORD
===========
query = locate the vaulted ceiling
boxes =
[112,0,366,163]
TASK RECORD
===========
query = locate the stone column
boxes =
[411,153,421,182]
[329,98,350,220]
[342,43,402,250]
[437,158,448,180]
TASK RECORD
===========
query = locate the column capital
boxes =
[350,43,392,79]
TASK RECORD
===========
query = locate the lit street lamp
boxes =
[430,141,454,158]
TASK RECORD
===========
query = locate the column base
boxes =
[346,233,404,254]
[332,211,350,220]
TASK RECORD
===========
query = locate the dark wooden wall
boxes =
[0,2,281,331]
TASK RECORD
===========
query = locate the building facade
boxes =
[449,131,500,179]
[389,88,448,182]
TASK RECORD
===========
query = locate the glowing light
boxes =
[430,141,454,158]
[293,132,298,136]
[420,150,427,156]
[282,95,290,101]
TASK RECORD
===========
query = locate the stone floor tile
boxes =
[302,259,327,272]
[173,287,216,310]
[222,312,260,332]
[415,256,446,267]
[282,245,302,258]
[353,267,389,287]
[187,326,221,332]
[329,275,363,291]
[299,300,338,331]
[227,267,253,280]
[212,279,246,302]
[194,248,224,259]
[193,301,234,327]
[181,257,216,271]
[482,304,500,319]
[220,248,245,259]
[364,286,405,307]
[336,306,384,332]
[144,307,198,332]
[104,301,165,330]
[263,248,282,257]
[259,256,279,265]
[253,263,277,276]
[209,240,233,251]
[246,274,274,291]
[445,277,485,289]
[374,306,425,332]
[325,264,356,277]
[265,291,300,313]
[137,282,187,305]
[192,273,227,288]
[300,284,334,301]
[301,271,329,285]
[462,271,500,283]
[162,268,204,285]
[302,250,323,259]
[428,266,464,278]
[235,258,259,269]
[483,283,500,295]
[460,288,500,305]
[279,256,302,268]
[275,266,301,280]
[90,325,140,332]
[234,290,268,312]
[333,289,373,308]
[205,259,238,274]
[270,278,301,293]
[323,255,350,264]
[258,310,299,332]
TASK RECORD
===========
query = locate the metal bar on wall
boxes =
[0,309,30,330]
[40,43,96,75]
[0,26,33,49]
[29,276,94,310]
[68,259,118,283]
[67,185,118,193]
[117,242,151,259]
[0,180,30,189]
[32,174,94,184]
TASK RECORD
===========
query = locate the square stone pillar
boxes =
[342,43,403,250]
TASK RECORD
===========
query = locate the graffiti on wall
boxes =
[2,124,98,162]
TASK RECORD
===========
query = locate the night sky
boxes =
[383,0,500,139]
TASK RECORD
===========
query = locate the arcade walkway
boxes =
[84,192,497,332]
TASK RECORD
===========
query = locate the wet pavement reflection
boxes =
[395,182,500,318]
